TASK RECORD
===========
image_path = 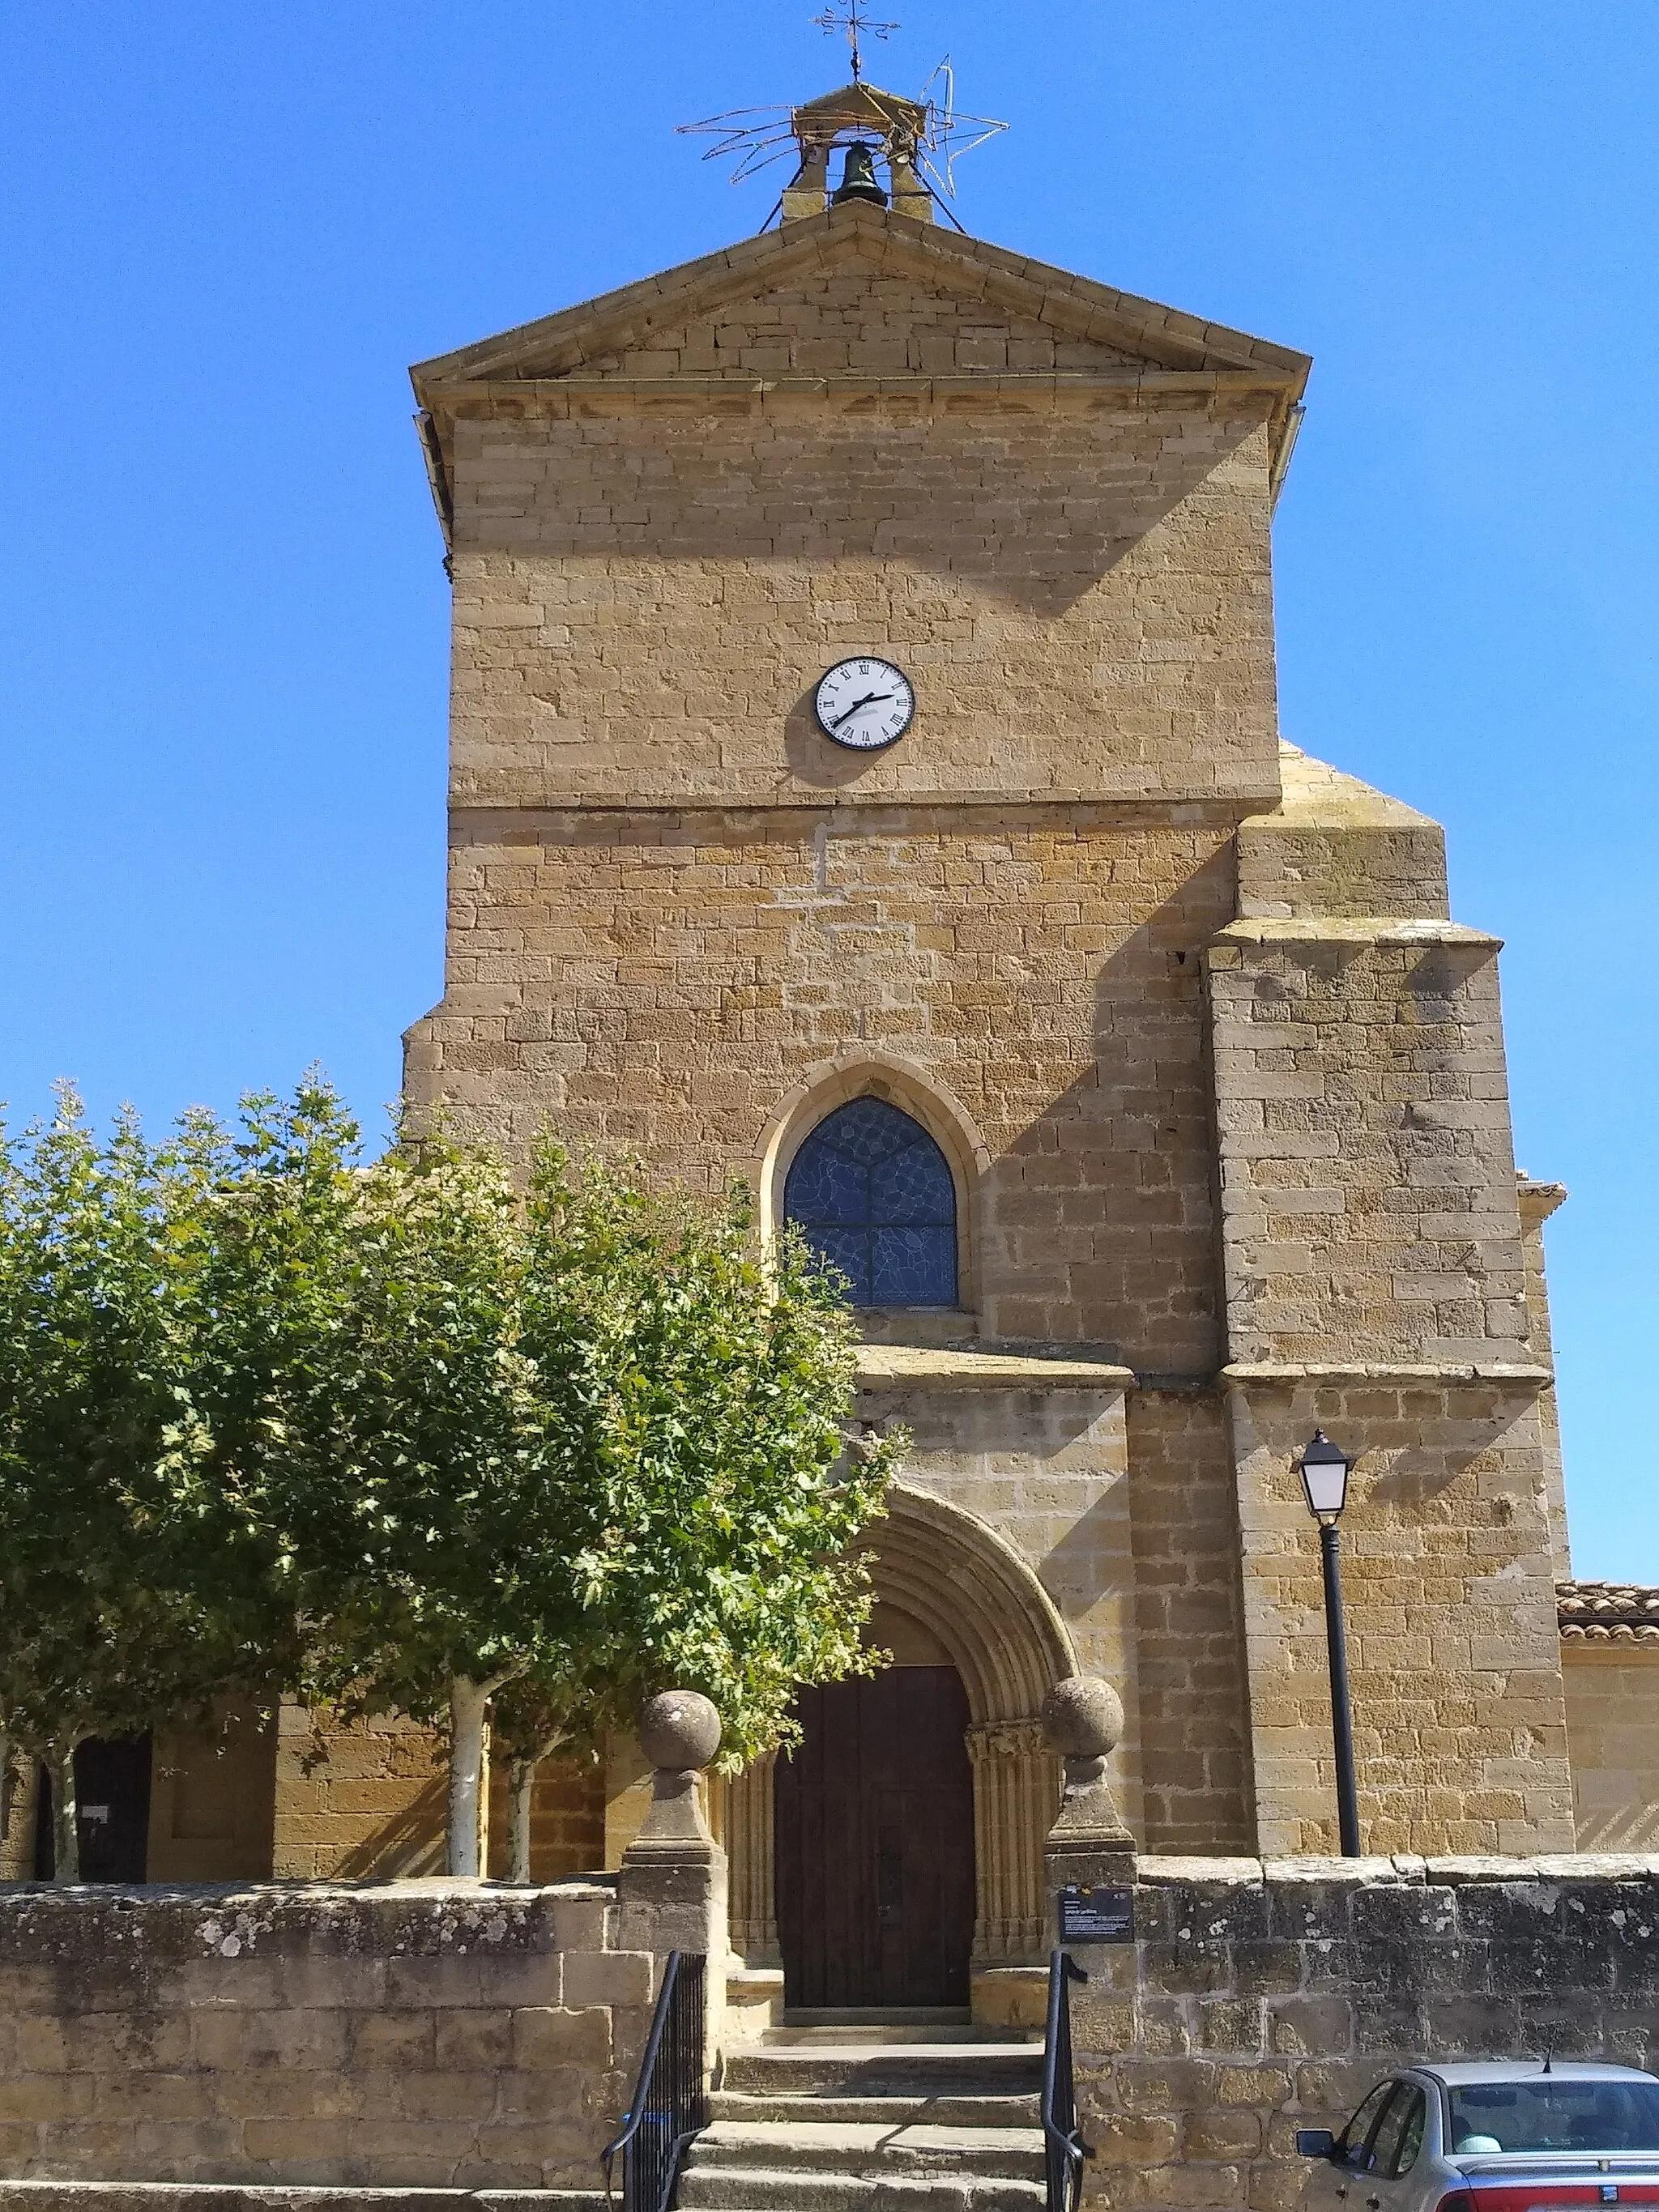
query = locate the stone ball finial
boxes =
[1042,1675,1124,1761]
[638,1690,721,1774]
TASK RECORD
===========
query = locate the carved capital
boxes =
[966,1718,1048,1763]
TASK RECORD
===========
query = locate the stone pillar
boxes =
[888,136,934,222]
[1041,1676,1134,1946]
[724,1750,780,1967]
[617,1691,728,2076]
[781,138,830,222]
[967,1720,1055,1963]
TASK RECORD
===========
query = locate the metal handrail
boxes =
[600,1950,707,2212]
[1042,1948,1094,2212]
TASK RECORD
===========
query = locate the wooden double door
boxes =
[774,1665,975,2010]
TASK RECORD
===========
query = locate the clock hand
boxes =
[830,692,894,729]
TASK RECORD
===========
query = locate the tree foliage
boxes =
[0,1089,294,1876]
[0,1077,893,1878]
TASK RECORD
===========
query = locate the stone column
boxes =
[1041,1676,1135,1946]
[781,137,830,222]
[723,1750,780,1967]
[888,136,934,222]
[617,1691,728,2076]
[967,1720,1056,1964]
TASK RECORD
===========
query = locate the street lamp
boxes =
[1299,1430,1360,1857]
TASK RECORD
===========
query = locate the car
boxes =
[1297,2062,1659,2212]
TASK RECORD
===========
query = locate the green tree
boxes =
[1,1078,893,1882]
[186,1098,894,1876]
[0,1089,290,1879]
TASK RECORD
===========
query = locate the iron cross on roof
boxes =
[812,0,899,82]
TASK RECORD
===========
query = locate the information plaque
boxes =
[1057,1883,1134,1943]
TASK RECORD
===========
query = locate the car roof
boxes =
[1410,2064,1659,2088]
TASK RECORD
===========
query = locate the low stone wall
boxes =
[0,1882,650,2193]
[1077,1854,1659,2212]
[6,1852,1657,2207]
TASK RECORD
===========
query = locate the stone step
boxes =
[676,2169,1045,2212]
[0,2191,604,2210]
[766,2022,1035,2045]
[709,2090,1041,2130]
[722,2041,1044,2097]
[686,2120,1045,2182]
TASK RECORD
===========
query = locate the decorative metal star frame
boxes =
[677,4,1006,208]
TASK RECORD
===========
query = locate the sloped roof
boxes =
[410,197,1311,394]
[1559,1583,1659,1645]
[1269,742,1440,831]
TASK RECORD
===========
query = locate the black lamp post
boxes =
[1299,1430,1360,1857]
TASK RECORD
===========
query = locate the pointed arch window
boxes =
[783,1097,957,1307]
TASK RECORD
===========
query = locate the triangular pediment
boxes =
[409,201,1311,394]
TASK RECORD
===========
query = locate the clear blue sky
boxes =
[5,3,1655,1576]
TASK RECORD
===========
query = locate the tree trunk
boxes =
[507,1732,566,1885]
[509,1756,536,1885]
[49,1741,79,1883]
[0,1726,11,1843]
[447,1677,491,1877]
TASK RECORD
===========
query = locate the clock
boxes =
[813,657,915,751]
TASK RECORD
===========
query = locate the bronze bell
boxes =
[831,140,888,207]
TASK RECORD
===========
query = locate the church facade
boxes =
[4,127,1654,2018]
[388,152,1645,2000]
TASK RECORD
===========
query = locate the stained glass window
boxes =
[783,1097,957,1307]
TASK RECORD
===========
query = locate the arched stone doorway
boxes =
[727,1482,1076,1988]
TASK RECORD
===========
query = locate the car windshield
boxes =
[1448,2082,1659,2155]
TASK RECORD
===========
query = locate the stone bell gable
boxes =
[408,201,1311,812]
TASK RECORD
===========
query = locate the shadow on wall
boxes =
[992,847,1236,1369]
[333,1775,447,1878]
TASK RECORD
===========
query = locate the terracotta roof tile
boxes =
[1558,1581,1659,1644]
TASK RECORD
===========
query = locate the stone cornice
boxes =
[446,797,1279,833]
[1517,1177,1568,1226]
[1209,917,1503,953]
[1219,1360,1550,1386]
[855,1344,1134,1391]
[422,365,1294,416]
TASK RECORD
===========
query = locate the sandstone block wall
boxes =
[1206,919,1531,1370]
[0,1883,645,2192]
[146,1709,278,1883]
[1227,1375,1573,1857]
[1564,1649,1659,1852]
[1125,1392,1255,1856]
[1076,1855,1659,2212]
[407,806,1237,1372]
[579,264,1151,377]
[442,390,1281,811]
[271,1703,604,1884]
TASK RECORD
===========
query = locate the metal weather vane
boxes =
[676,2,1007,215]
[812,0,898,83]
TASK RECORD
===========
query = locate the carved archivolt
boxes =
[727,1483,1073,1972]
[861,1481,1077,1724]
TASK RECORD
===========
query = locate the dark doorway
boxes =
[33,1736,152,1881]
[774,1665,975,2010]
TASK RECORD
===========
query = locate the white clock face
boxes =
[814,658,915,751]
